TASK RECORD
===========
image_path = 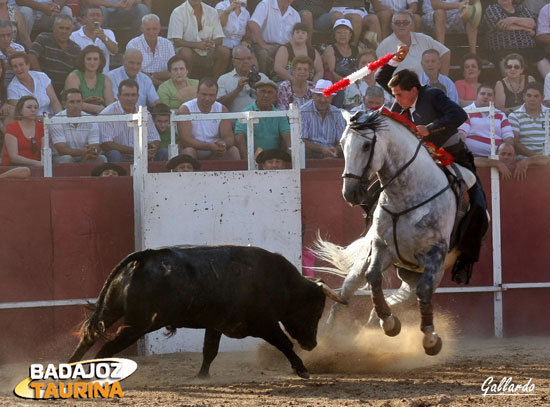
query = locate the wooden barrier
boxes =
[0,165,549,364]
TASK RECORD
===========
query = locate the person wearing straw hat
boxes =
[421,0,481,55]
[299,78,345,159]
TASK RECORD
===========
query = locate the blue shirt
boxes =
[300,100,345,147]
[108,66,159,108]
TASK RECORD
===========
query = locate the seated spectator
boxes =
[1,95,43,166]
[28,15,80,96]
[458,84,514,158]
[0,59,13,128]
[273,22,323,83]
[167,0,229,79]
[300,79,345,159]
[495,53,535,115]
[419,49,458,103]
[91,162,126,176]
[99,79,165,163]
[177,77,240,160]
[126,13,175,88]
[50,88,107,164]
[217,45,268,112]
[70,6,118,74]
[330,0,381,45]
[0,19,25,87]
[483,0,540,72]
[421,0,480,54]
[0,0,31,49]
[7,52,62,115]
[350,85,387,112]
[108,49,159,108]
[0,166,31,178]
[255,148,290,169]
[509,82,550,157]
[455,53,481,107]
[535,3,550,78]
[234,78,290,159]
[370,0,420,39]
[292,0,339,41]
[377,11,450,75]
[16,0,72,35]
[343,49,393,110]
[215,0,252,50]
[85,0,149,39]
[248,0,300,76]
[151,102,173,151]
[475,142,550,180]
[64,45,115,115]
[322,19,358,84]
[158,55,198,109]
[166,154,201,172]
[276,55,313,110]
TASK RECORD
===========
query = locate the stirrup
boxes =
[451,254,474,285]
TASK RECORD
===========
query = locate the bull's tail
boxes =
[70,250,151,362]
[312,234,371,277]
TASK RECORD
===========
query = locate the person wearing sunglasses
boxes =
[495,53,535,115]
[1,95,43,166]
[376,11,450,76]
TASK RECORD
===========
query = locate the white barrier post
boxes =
[133,106,148,252]
[42,113,53,178]
[168,109,178,160]
[288,103,304,170]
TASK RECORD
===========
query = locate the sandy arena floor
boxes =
[1,315,549,407]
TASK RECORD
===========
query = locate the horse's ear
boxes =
[341,109,352,124]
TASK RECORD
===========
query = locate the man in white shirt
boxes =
[458,84,514,157]
[376,11,450,75]
[69,6,118,73]
[50,88,107,163]
[99,79,165,163]
[419,49,458,103]
[167,0,229,79]
[126,13,175,87]
[108,49,160,108]
[248,0,300,75]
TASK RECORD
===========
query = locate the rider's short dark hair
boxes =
[388,69,421,91]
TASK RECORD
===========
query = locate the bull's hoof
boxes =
[295,368,310,379]
[381,315,401,337]
[196,372,210,379]
[423,335,442,356]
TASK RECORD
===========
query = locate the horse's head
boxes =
[340,109,387,206]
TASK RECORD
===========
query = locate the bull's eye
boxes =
[362,141,371,152]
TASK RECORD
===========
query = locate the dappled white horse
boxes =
[315,109,475,355]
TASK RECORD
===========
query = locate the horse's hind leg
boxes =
[416,244,447,356]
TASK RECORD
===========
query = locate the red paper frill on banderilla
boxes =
[380,108,454,166]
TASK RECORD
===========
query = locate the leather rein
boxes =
[342,130,452,268]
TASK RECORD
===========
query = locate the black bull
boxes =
[69,245,345,378]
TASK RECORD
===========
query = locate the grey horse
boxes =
[315,110,475,355]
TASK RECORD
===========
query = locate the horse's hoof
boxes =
[423,335,442,356]
[381,315,401,337]
[295,368,310,379]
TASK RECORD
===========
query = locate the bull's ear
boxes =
[317,281,348,305]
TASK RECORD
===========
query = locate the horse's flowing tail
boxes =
[312,234,369,277]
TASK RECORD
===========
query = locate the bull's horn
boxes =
[318,282,348,305]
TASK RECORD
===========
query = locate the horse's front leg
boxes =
[365,242,400,336]
[416,244,447,356]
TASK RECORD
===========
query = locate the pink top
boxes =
[455,79,478,102]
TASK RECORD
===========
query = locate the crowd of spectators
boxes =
[0,0,549,179]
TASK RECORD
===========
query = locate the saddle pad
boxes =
[445,163,476,190]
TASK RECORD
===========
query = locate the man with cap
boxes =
[234,78,291,160]
[166,154,201,172]
[299,79,346,159]
[91,163,127,177]
[255,148,291,169]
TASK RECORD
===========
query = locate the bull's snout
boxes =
[299,340,317,351]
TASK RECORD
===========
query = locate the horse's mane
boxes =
[348,109,387,134]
